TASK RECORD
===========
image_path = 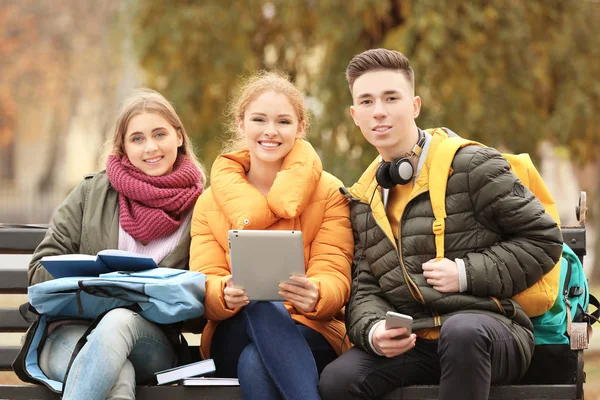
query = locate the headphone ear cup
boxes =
[376,162,396,189]
[389,157,414,186]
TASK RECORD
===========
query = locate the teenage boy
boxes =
[318,48,563,400]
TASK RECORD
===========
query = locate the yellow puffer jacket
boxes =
[190,139,354,358]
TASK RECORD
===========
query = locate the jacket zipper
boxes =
[397,196,427,306]
[398,186,442,326]
[350,194,426,306]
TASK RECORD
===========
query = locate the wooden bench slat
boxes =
[0,308,31,331]
[138,386,243,400]
[0,346,20,371]
[0,384,243,399]
[3,225,581,258]
[0,267,28,293]
[381,385,577,400]
[0,228,47,252]
[0,383,578,400]
[0,385,60,400]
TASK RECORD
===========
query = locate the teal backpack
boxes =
[531,243,598,345]
[520,243,599,384]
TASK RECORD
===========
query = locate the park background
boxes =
[1,0,599,397]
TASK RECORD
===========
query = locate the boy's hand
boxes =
[423,258,459,293]
[372,322,417,358]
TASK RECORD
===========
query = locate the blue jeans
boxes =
[211,302,337,400]
[39,308,177,400]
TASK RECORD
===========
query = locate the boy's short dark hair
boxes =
[346,48,414,92]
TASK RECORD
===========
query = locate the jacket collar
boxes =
[210,139,323,229]
[344,128,449,246]
[347,128,451,203]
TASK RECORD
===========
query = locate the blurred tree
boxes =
[0,0,121,192]
[134,0,600,182]
[0,91,15,180]
[134,0,325,175]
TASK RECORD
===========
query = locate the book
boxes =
[182,377,239,387]
[155,358,216,385]
[40,249,158,279]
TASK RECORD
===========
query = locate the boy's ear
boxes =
[412,96,422,119]
[350,106,359,126]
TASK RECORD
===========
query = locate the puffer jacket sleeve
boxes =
[28,178,89,286]
[190,194,240,321]
[346,205,395,354]
[298,180,353,320]
[460,147,563,298]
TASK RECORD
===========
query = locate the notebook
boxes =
[182,377,239,386]
[229,230,306,301]
[40,249,158,278]
[155,358,216,385]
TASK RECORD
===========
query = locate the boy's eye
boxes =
[360,99,372,105]
[387,96,398,101]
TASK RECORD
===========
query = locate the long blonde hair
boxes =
[102,88,206,184]
[222,71,311,153]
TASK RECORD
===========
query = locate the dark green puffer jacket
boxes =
[343,137,563,374]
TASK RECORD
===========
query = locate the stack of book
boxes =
[182,377,239,386]
[155,358,239,386]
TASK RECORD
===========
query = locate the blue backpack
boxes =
[12,268,206,393]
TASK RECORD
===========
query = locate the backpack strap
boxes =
[18,302,40,323]
[429,136,484,260]
[587,294,599,325]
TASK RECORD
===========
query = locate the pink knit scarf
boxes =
[106,154,204,244]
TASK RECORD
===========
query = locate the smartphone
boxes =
[385,311,413,339]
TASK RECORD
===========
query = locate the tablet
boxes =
[229,230,305,301]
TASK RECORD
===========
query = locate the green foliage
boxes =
[134,0,600,185]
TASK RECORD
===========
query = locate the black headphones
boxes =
[375,129,426,189]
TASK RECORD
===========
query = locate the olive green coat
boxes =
[29,172,192,285]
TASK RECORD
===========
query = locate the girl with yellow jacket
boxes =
[190,72,353,400]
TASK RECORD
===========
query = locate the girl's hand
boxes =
[224,275,249,310]
[278,276,319,313]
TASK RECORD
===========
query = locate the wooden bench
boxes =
[0,192,594,399]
